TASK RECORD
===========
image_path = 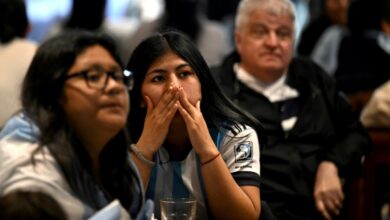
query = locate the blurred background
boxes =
[25,0,314,43]
[25,0,164,42]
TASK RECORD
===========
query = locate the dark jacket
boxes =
[335,33,390,93]
[211,52,371,219]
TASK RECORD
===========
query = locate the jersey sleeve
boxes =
[218,125,261,186]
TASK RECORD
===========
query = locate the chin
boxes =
[260,63,284,71]
[260,58,281,64]
[100,114,127,130]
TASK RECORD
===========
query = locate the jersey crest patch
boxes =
[234,141,253,163]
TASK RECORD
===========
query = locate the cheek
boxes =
[61,91,95,125]
[183,82,202,104]
[141,85,164,107]
[62,90,84,112]
[282,44,294,62]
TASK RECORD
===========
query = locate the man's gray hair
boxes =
[235,0,296,31]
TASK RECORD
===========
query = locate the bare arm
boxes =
[201,156,261,219]
[177,88,261,219]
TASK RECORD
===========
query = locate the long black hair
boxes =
[21,30,141,215]
[126,31,262,143]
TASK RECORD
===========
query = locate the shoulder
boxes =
[0,141,61,189]
[289,56,335,85]
[290,56,324,73]
[0,39,37,58]
[210,52,239,83]
[10,38,37,50]
[220,124,259,143]
[218,124,261,176]
[0,139,65,194]
[0,141,86,218]
[0,140,40,168]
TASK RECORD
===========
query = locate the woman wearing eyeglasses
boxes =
[0,31,144,219]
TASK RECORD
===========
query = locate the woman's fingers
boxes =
[144,95,153,115]
[177,102,192,124]
[158,86,180,114]
[178,87,196,116]
[196,100,201,110]
[145,86,180,118]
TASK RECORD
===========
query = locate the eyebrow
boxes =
[146,63,191,75]
[81,63,121,71]
[249,22,267,28]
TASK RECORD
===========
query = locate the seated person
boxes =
[126,31,262,219]
[0,0,37,127]
[0,31,143,219]
[297,0,351,57]
[211,0,371,219]
[334,0,390,94]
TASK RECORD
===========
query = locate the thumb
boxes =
[196,100,201,110]
[144,96,153,114]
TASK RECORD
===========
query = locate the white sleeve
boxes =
[0,141,86,219]
[219,125,261,176]
[0,140,133,220]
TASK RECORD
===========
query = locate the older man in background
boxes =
[211,0,371,219]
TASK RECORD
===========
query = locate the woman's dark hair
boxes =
[64,0,106,30]
[21,30,141,215]
[126,31,262,142]
[0,191,67,220]
[0,0,29,43]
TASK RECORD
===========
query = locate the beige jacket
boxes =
[361,80,390,128]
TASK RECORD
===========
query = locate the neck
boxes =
[240,64,285,84]
[254,70,285,84]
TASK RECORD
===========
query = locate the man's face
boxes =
[235,9,295,82]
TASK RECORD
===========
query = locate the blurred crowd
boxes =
[1,0,390,219]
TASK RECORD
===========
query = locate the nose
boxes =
[264,32,278,47]
[167,73,181,89]
[105,76,125,94]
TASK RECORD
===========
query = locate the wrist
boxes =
[201,152,220,166]
[198,147,220,163]
[135,141,156,160]
[130,144,156,167]
[318,161,339,174]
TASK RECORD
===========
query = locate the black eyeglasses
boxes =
[66,68,134,91]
